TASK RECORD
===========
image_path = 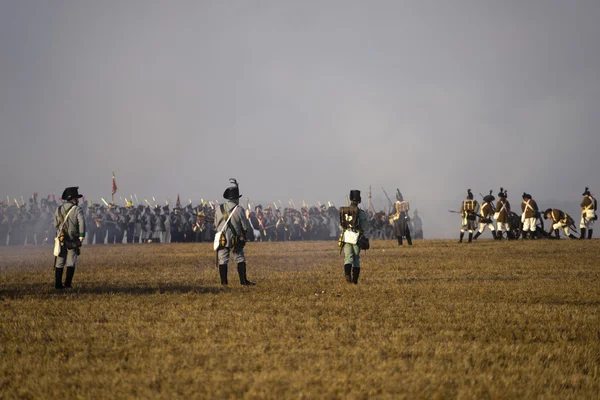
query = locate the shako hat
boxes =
[466,189,473,200]
[349,190,361,202]
[61,186,83,201]
[223,178,242,200]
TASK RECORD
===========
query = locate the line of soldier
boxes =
[458,187,596,242]
[1,194,424,246]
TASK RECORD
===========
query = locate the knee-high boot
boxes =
[588,229,593,239]
[473,231,481,240]
[580,228,586,239]
[55,268,64,289]
[351,267,360,284]
[397,236,402,246]
[468,232,473,243]
[218,264,228,286]
[237,262,255,286]
[65,267,75,288]
[406,234,412,246]
[459,232,464,243]
[344,264,352,283]
[491,230,497,240]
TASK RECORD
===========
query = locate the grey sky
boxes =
[1,0,599,237]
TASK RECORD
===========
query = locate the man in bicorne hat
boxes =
[53,186,86,289]
[494,188,512,239]
[214,178,255,286]
[459,189,478,243]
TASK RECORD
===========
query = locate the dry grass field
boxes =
[1,239,599,399]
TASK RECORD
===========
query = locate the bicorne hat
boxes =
[61,186,83,201]
[223,178,242,200]
[349,190,361,202]
[583,187,591,196]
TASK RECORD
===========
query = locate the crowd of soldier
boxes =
[0,196,424,246]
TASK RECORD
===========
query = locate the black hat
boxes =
[223,178,242,200]
[522,192,532,199]
[61,186,83,201]
[349,190,361,202]
[162,205,169,212]
[583,187,591,196]
[466,189,473,200]
[498,187,506,198]
[543,208,552,219]
[483,190,495,203]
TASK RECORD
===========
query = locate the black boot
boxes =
[218,264,228,286]
[459,232,464,243]
[55,268,64,290]
[588,229,593,239]
[491,230,497,240]
[580,228,586,239]
[569,234,577,239]
[468,232,473,243]
[530,231,537,240]
[473,231,481,241]
[344,264,352,283]
[238,262,255,286]
[406,234,412,246]
[497,231,503,240]
[521,231,528,240]
[554,229,560,239]
[351,267,360,284]
[397,236,402,246]
[65,267,75,288]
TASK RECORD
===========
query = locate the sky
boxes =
[1,0,599,238]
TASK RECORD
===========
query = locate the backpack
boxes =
[339,207,359,230]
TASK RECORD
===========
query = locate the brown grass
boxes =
[1,239,599,399]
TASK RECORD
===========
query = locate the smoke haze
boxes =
[1,1,599,237]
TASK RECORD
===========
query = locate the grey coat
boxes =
[53,202,86,240]
[214,200,247,247]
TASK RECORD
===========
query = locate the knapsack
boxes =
[339,206,359,230]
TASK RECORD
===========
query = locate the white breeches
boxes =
[552,222,571,236]
[580,211,595,229]
[497,222,510,232]
[478,222,495,233]
[522,217,537,232]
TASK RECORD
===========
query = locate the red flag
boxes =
[112,173,118,195]
[176,193,181,208]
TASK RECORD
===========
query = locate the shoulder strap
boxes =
[56,205,77,237]
[217,205,238,234]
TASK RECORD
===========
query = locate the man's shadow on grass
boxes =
[0,282,228,298]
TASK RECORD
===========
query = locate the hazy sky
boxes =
[1,0,599,237]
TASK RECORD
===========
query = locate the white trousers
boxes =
[552,222,571,236]
[497,222,510,232]
[478,221,495,233]
[580,211,595,229]
[522,217,537,232]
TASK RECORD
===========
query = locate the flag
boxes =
[112,173,118,196]
[176,193,181,208]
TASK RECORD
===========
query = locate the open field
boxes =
[1,239,599,399]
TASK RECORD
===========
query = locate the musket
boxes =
[273,202,278,210]
[144,199,152,207]
[345,195,349,206]
[381,187,394,210]
[14,198,20,209]
[134,194,140,206]
[101,198,109,207]
[21,196,25,206]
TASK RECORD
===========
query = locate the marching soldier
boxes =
[459,189,478,243]
[580,187,596,239]
[339,190,368,284]
[473,191,496,240]
[214,178,255,286]
[520,193,539,239]
[53,186,86,289]
[543,208,577,239]
[494,188,512,239]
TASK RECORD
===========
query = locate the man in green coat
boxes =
[339,190,368,284]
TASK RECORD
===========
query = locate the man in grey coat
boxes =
[53,186,86,289]
[214,178,255,286]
